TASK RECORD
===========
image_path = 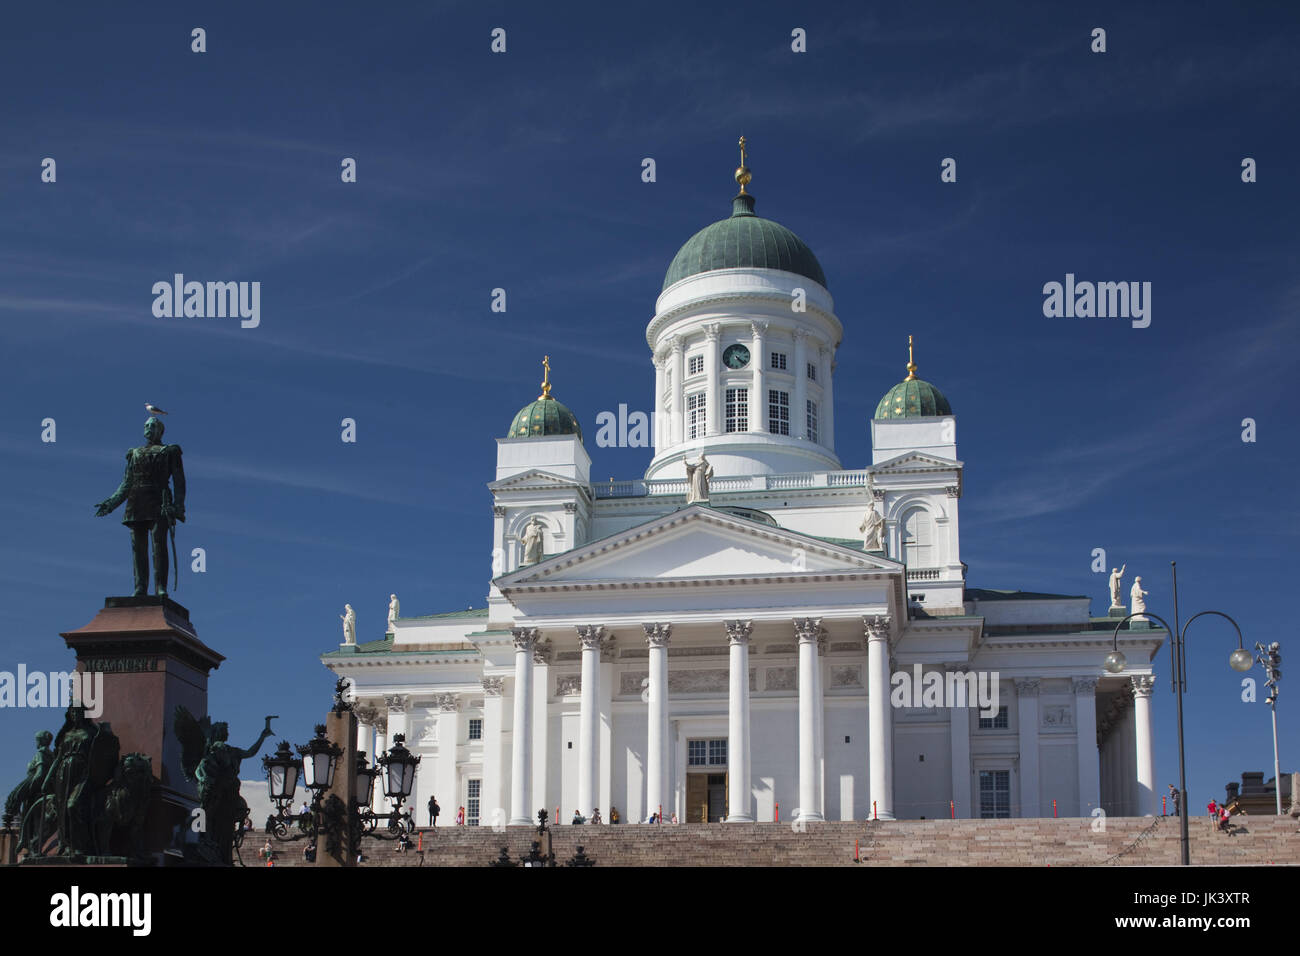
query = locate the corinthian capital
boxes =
[1129,675,1156,698]
[793,617,823,643]
[724,619,753,646]
[1014,678,1040,698]
[532,638,553,665]
[643,622,672,648]
[863,615,891,644]
[577,624,606,651]
[511,627,540,652]
[481,677,505,697]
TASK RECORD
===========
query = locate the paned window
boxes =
[977,706,1009,730]
[467,779,481,826]
[687,392,707,439]
[688,354,704,376]
[807,362,817,381]
[979,770,1011,818]
[468,718,482,741]
[770,351,787,370]
[768,389,790,435]
[725,387,748,433]
[806,399,818,443]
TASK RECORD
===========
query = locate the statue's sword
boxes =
[163,487,178,592]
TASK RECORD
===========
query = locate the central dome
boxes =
[662,194,828,292]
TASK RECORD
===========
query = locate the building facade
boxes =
[323,162,1166,825]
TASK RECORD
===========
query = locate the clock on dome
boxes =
[722,344,750,369]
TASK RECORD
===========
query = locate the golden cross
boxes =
[905,335,918,381]
[739,136,747,167]
[539,355,552,399]
[735,136,752,194]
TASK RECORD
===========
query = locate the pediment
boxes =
[489,469,585,492]
[870,451,963,474]
[497,505,901,590]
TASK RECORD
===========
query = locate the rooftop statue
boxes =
[521,516,545,566]
[1109,564,1127,609]
[94,415,186,597]
[685,454,713,505]
[859,505,884,552]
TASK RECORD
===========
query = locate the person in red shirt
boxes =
[456,806,465,826]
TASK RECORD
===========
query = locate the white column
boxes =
[644,623,672,821]
[793,329,808,440]
[1131,676,1157,816]
[1073,677,1100,816]
[704,323,721,437]
[531,640,551,820]
[750,321,767,433]
[670,337,685,448]
[815,631,826,817]
[599,638,615,821]
[725,620,754,822]
[372,720,387,813]
[481,678,505,829]
[820,345,835,451]
[795,618,824,823]
[865,615,895,820]
[509,627,537,825]
[947,666,972,819]
[435,694,460,819]
[1119,699,1135,814]
[653,354,666,456]
[1015,679,1041,817]
[577,625,603,820]
[356,714,374,762]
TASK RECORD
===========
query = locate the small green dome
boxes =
[663,194,827,292]
[507,397,583,441]
[874,337,952,418]
[874,378,953,419]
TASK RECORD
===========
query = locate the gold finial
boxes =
[904,335,918,381]
[735,135,751,194]
[539,355,552,400]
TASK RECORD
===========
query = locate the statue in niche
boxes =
[521,516,545,565]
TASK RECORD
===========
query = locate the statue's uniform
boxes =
[108,443,186,596]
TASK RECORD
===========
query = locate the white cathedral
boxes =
[323,151,1166,827]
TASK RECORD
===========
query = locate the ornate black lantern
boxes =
[263,740,302,803]
[378,734,420,800]
[354,751,379,808]
[297,724,343,791]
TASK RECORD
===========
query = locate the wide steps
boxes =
[262,815,1300,867]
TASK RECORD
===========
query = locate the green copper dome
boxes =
[874,379,952,419]
[874,337,953,419]
[507,397,583,441]
[507,358,583,441]
[662,194,828,292]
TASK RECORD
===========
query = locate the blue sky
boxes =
[1,0,1296,814]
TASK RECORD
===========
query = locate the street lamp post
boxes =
[1105,577,1249,866]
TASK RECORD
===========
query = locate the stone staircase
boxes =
[263,814,1299,867]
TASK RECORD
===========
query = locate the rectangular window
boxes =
[688,354,704,376]
[807,362,817,381]
[708,738,727,766]
[770,351,787,370]
[467,718,482,741]
[467,779,481,827]
[806,399,818,443]
[977,706,1009,729]
[687,740,707,766]
[978,770,1011,818]
[687,392,707,439]
[768,389,789,435]
[725,387,748,433]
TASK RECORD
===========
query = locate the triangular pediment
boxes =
[497,506,901,590]
[488,469,585,492]
[870,451,963,474]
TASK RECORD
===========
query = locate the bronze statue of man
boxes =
[94,416,186,597]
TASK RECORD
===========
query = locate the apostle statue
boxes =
[859,505,885,552]
[1130,576,1149,621]
[521,516,545,565]
[341,604,357,645]
[685,454,713,505]
[387,594,400,629]
[4,730,55,856]
[1108,564,1127,610]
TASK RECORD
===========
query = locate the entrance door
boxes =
[706,773,727,822]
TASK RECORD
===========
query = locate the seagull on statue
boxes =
[144,403,169,416]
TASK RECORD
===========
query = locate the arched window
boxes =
[901,507,934,568]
